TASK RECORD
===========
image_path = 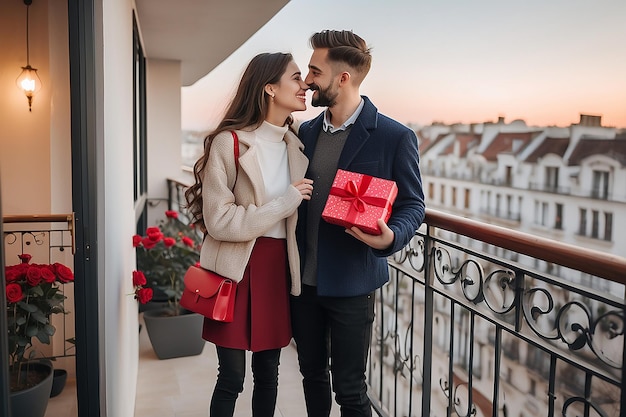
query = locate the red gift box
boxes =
[321,169,398,235]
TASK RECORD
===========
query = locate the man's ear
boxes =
[338,72,351,86]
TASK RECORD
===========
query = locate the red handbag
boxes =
[180,266,237,322]
[180,131,240,322]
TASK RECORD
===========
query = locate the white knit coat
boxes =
[199,127,309,296]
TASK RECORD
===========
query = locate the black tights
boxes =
[210,346,281,417]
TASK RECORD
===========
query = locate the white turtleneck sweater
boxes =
[255,121,290,238]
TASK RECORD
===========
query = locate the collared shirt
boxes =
[322,98,365,133]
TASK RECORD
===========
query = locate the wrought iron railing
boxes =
[368,209,625,417]
[164,178,625,416]
[2,214,77,362]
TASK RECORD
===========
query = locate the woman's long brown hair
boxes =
[184,52,295,228]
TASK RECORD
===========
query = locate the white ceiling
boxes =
[135,0,290,86]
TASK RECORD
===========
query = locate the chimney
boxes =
[578,114,602,127]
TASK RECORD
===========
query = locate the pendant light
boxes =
[15,0,42,112]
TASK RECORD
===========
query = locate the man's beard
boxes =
[310,82,338,107]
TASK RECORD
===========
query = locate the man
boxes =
[292,30,425,416]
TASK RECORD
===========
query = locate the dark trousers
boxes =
[291,284,375,417]
[210,346,280,417]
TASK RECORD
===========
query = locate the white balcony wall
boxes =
[146,58,183,226]
[49,2,72,215]
[0,0,77,399]
[101,0,144,415]
[0,0,54,215]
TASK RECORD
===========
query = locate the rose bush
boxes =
[132,270,153,304]
[133,210,202,315]
[5,253,74,390]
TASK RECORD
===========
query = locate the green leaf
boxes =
[18,302,38,313]
[31,286,44,296]
[37,332,51,344]
[25,325,39,337]
[44,324,56,336]
[31,311,48,324]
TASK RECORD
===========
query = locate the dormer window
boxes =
[545,167,559,192]
[591,170,609,199]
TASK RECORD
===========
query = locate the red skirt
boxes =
[202,237,292,352]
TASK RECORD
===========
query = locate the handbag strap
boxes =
[230,131,239,175]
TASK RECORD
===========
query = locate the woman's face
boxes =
[268,61,308,114]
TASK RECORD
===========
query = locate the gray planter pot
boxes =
[10,360,54,417]
[50,368,68,398]
[143,308,205,359]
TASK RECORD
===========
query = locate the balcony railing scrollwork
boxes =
[163,177,625,417]
[368,208,626,417]
[2,213,77,362]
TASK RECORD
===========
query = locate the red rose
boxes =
[54,263,75,283]
[132,235,143,247]
[163,237,176,248]
[5,269,19,283]
[147,231,163,243]
[9,263,29,279]
[182,237,194,248]
[6,283,23,303]
[26,266,43,286]
[18,253,32,264]
[141,237,158,249]
[144,226,163,242]
[165,210,178,219]
[40,265,57,283]
[132,270,147,286]
[135,287,153,304]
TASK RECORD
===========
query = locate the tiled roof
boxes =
[415,131,431,152]
[525,137,570,162]
[420,132,448,154]
[568,138,626,166]
[455,133,480,158]
[442,142,454,155]
[480,132,536,161]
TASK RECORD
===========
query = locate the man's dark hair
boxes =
[310,30,372,80]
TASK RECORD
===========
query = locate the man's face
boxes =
[305,48,340,108]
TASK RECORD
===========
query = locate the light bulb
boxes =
[20,78,36,93]
[16,65,42,111]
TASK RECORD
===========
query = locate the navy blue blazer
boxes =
[296,96,425,297]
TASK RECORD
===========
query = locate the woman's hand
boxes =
[293,178,314,200]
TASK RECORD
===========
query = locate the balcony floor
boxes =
[133,313,340,417]
[44,313,342,416]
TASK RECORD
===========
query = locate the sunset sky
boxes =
[181,0,626,132]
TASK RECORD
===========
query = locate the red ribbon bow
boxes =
[329,174,389,224]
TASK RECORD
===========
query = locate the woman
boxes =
[185,52,313,416]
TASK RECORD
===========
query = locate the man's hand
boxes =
[345,219,394,250]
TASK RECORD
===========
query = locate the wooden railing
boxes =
[3,213,76,255]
